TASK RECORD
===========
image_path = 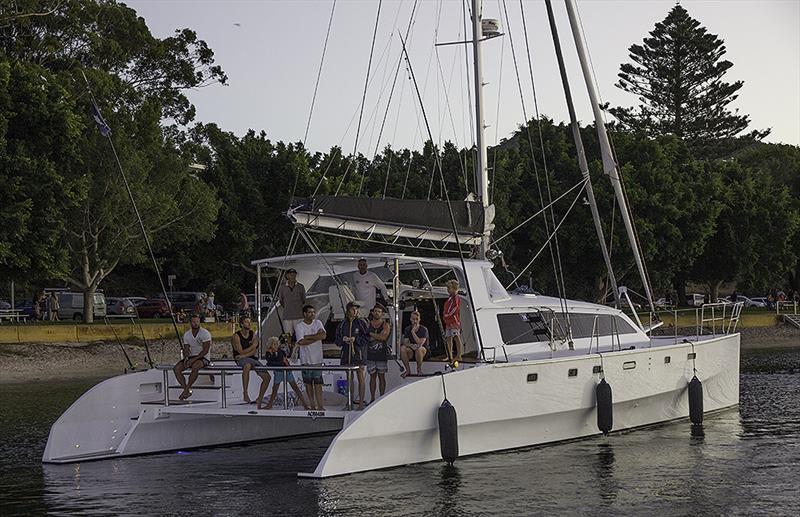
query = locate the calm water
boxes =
[1,348,799,516]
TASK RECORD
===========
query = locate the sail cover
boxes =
[288,196,494,246]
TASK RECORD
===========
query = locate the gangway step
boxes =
[784,314,800,329]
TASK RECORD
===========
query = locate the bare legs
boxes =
[258,377,310,410]
[173,358,205,400]
[305,381,325,410]
[241,363,265,403]
[369,371,386,403]
[446,334,463,363]
[400,346,427,377]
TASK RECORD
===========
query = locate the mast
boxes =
[544,0,620,307]
[563,0,655,312]
[471,0,490,260]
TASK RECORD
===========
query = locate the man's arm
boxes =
[370,322,390,341]
[334,322,347,348]
[298,330,326,345]
[232,333,243,358]
[300,284,306,305]
[373,272,390,299]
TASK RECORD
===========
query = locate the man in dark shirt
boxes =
[277,268,306,334]
[400,310,429,377]
[335,301,369,409]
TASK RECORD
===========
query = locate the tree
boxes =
[610,5,767,154]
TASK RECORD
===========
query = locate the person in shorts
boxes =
[231,317,268,403]
[366,304,391,403]
[443,279,463,363]
[335,301,369,409]
[173,314,212,400]
[294,305,326,410]
[257,337,309,409]
[400,310,429,377]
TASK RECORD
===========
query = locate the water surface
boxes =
[1,348,799,516]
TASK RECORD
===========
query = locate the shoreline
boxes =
[0,326,797,384]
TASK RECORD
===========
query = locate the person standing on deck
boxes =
[335,301,369,409]
[366,304,391,404]
[173,314,212,400]
[231,317,269,404]
[443,279,463,363]
[295,305,326,411]
[277,268,306,334]
[352,258,389,319]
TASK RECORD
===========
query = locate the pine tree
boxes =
[610,5,768,150]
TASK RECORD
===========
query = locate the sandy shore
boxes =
[0,326,797,384]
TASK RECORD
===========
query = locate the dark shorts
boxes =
[235,357,261,369]
[340,343,367,366]
[178,357,209,369]
[302,367,323,385]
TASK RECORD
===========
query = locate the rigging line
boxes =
[400,31,485,353]
[501,0,565,311]
[311,146,340,197]
[383,56,410,199]
[374,0,419,160]
[518,0,570,331]
[493,178,588,244]
[80,77,184,355]
[506,180,588,289]
[336,0,382,196]
[303,0,337,145]
[434,28,469,193]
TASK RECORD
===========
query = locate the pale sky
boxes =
[127,0,800,154]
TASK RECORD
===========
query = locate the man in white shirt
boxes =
[173,314,212,400]
[294,304,327,410]
[351,258,390,318]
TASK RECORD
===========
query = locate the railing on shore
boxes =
[157,364,361,410]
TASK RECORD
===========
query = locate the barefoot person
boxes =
[294,305,327,411]
[257,337,309,409]
[366,304,391,403]
[443,279,463,363]
[335,301,369,409]
[173,314,212,400]
[232,317,268,404]
[400,311,429,377]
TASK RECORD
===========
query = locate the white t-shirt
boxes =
[183,328,212,359]
[294,319,325,365]
[352,270,387,311]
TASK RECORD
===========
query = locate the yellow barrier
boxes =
[0,321,236,344]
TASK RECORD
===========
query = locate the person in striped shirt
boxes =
[443,279,463,363]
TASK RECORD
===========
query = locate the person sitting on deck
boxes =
[257,336,309,410]
[400,310,429,378]
[232,317,269,404]
[443,279,463,363]
[173,314,212,400]
[335,301,369,409]
[294,305,327,411]
[366,303,391,403]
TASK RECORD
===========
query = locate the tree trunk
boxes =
[83,284,96,323]
[673,274,687,306]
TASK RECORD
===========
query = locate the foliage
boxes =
[610,5,768,155]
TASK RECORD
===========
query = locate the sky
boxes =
[126,0,800,155]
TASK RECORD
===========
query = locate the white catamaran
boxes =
[44,0,741,478]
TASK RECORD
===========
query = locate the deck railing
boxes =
[157,364,361,410]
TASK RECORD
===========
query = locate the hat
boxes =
[346,301,361,309]
[286,268,297,274]
[372,303,387,313]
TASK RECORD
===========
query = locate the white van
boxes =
[53,291,108,321]
[686,293,706,307]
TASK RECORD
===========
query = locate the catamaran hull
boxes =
[302,334,739,477]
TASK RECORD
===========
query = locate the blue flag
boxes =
[90,99,111,137]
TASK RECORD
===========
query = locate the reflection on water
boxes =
[2,349,800,516]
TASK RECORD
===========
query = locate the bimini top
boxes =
[251,252,491,272]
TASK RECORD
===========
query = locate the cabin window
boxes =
[593,365,603,374]
[527,373,538,383]
[623,361,637,370]
[664,356,671,364]
[497,313,552,345]
[568,368,578,377]
[687,353,697,360]
[498,311,638,346]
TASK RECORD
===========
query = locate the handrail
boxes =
[158,363,361,410]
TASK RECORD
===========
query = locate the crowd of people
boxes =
[173,257,465,411]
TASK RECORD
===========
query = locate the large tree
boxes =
[610,5,767,153]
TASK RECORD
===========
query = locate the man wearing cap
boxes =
[352,258,390,319]
[335,301,369,409]
[277,268,306,334]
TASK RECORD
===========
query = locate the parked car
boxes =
[135,298,172,318]
[51,291,107,320]
[686,293,706,307]
[246,293,275,310]
[158,291,205,312]
[127,297,148,306]
[654,297,673,309]
[719,295,765,308]
[750,297,769,308]
[106,297,138,317]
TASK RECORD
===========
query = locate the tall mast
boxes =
[544,0,619,307]
[563,0,655,312]
[472,0,490,260]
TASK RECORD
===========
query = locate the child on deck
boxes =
[443,279,463,363]
[257,337,309,410]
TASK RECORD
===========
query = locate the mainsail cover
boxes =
[288,196,494,246]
